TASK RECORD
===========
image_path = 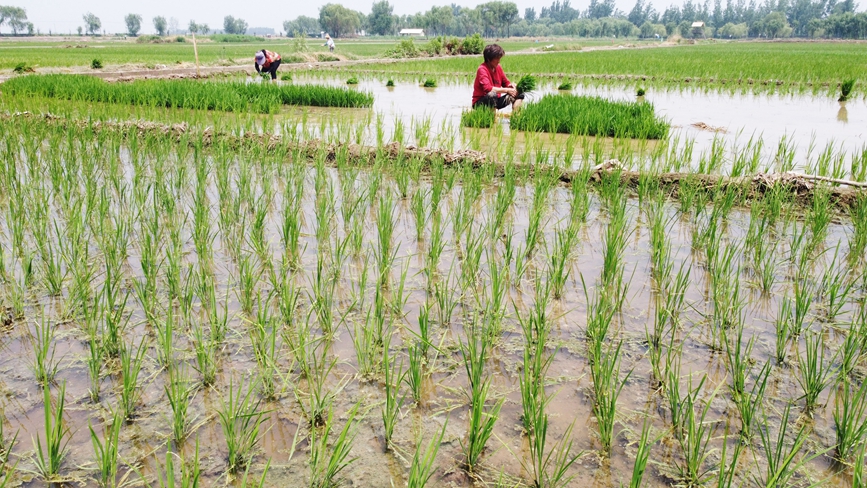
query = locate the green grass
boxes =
[510,94,669,139]
[331,42,867,89]
[3,74,373,111]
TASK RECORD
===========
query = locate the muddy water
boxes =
[0,133,863,487]
[276,74,867,172]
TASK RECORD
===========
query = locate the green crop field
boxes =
[329,41,867,87]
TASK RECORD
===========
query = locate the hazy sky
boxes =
[21,0,654,35]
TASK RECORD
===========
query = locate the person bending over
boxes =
[255,49,282,82]
[472,44,523,112]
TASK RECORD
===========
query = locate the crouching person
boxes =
[471,44,523,112]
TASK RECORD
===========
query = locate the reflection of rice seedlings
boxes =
[408,421,446,488]
[460,325,504,472]
[29,312,59,385]
[89,408,122,488]
[672,375,719,487]
[753,403,826,487]
[796,332,838,412]
[166,366,196,447]
[33,381,70,480]
[381,340,406,449]
[218,377,267,474]
[833,377,867,462]
[309,404,359,488]
[590,340,630,455]
[120,338,148,421]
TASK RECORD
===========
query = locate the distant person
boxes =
[255,49,282,82]
[324,34,335,52]
[472,44,523,112]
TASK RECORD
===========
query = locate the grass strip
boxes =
[510,94,669,139]
[3,74,373,112]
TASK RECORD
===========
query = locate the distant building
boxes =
[399,28,425,37]
[691,21,706,38]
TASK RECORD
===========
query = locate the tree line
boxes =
[284,0,867,40]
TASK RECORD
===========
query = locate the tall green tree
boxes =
[82,12,101,35]
[125,13,142,36]
[369,1,394,35]
[319,3,361,38]
[284,16,321,36]
[153,16,167,36]
[0,6,29,34]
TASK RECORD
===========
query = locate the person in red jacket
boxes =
[254,49,282,82]
[472,44,523,111]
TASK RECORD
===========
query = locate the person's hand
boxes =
[507,87,518,97]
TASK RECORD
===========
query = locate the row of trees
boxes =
[77,13,241,37]
[0,5,33,34]
[283,0,866,39]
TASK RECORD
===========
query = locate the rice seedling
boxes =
[386,79,395,87]
[309,404,359,488]
[510,94,669,139]
[33,381,70,481]
[381,341,406,449]
[422,78,437,88]
[146,439,202,488]
[406,341,426,405]
[547,228,575,300]
[716,422,745,488]
[590,340,630,455]
[516,74,537,95]
[191,318,219,387]
[460,324,504,472]
[796,332,838,412]
[29,312,59,385]
[849,193,867,261]
[671,376,721,487]
[461,106,496,129]
[119,338,148,421]
[346,76,359,85]
[165,366,196,447]
[833,377,867,462]
[636,87,646,97]
[839,79,856,102]
[855,442,866,487]
[89,408,122,488]
[735,361,771,441]
[753,403,827,487]
[3,74,374,111]
[557,81,572,91]
[217,377,267,474]
[407,421,446,488]
[629,417,659,488]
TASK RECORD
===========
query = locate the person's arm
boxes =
[255,62,260,73]
[500,66,514,89]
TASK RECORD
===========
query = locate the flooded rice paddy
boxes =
[277,74,867,174]
[0,112,865,487]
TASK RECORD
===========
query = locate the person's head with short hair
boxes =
[483,44,505,63]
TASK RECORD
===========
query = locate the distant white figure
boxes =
[324,34,335,52]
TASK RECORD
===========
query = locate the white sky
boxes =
[21,0,658,35]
